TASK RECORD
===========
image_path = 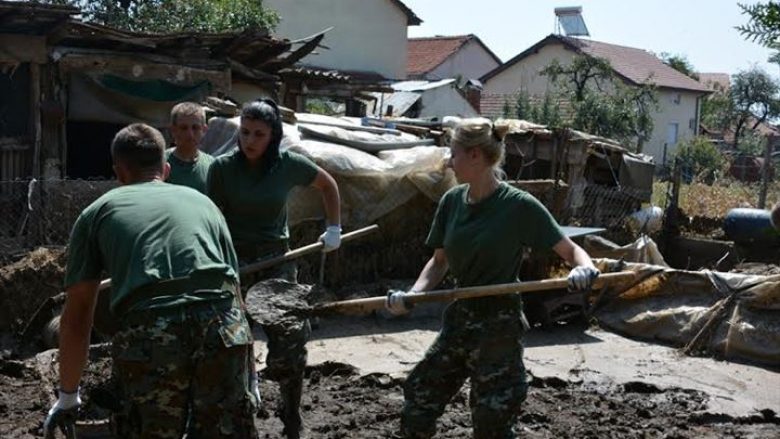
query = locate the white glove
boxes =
[385,289,413,315]
[249,372,262,406]
[319,225,342,253]
[567,266,600,291]
[44,388,81,439]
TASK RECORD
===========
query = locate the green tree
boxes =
[515,92,532,121]
[737,1,780,47]
[730,67,780,150]
[700,84,734,132]
[674,136,726,182]
[541,56,613,101]
[537,92,563,127]
[543,55,658,150]
[41,0,278,33]
[660,53,700,80]
[501,98,512,119]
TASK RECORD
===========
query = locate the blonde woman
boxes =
[386,118,599,438]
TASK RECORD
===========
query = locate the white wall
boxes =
[264,0,408,79]
[427,40,500,81]
[643,90,700,164]
[483,44,574,95]
[418,85,479,119]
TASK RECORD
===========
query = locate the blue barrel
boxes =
[723,208,779,245]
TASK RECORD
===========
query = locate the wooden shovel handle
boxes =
[239,224,380,275]
[311,271,637,316]
[96,224,380,291]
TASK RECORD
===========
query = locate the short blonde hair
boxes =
[451,117,505,175]
[170,102,206,125]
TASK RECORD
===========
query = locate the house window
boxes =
[670,93,681,105]
[667,123,679,146]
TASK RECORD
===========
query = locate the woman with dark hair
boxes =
[207,98,341,438]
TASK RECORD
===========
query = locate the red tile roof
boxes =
[483,34,711,93]
[407,34,501,78]
[698,73,730,92]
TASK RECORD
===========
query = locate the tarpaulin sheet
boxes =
[593,259,780,366]
[68,73,210,125]
[200,114,456,227]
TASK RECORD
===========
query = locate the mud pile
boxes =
[0,247,66,335]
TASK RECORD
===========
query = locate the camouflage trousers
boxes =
[110,297,258,439]
[401,296,528,439]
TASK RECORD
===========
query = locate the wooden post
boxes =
[757,135,775,209]
[30,63,41,178]
[661,158,683,255]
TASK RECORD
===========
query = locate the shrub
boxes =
[674,136,726,183]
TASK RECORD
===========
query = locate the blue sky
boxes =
[403,0,777,76]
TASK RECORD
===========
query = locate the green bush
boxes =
[674,136,726,182]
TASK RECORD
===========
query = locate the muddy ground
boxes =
[1,248,778,438]
[2,347,778,439]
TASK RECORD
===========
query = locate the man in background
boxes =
[166,102,215,193]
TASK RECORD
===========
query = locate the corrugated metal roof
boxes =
[392,78,456,92]
[379,91,422,116]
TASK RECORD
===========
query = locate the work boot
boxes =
[279,378,305,439]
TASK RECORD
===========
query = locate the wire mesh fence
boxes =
[566,184,651,230]
[0,179,117,262]
[3,174,772,265]
[0,178,656,262]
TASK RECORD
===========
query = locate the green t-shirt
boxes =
[165,148,215,194]
[426,182,564,288]
[65,181,239,313]
[207,148,319,248]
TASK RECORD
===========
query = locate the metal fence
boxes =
[566,184,651,230]
[0,179,117,262]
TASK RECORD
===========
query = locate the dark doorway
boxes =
[66,121,124,179]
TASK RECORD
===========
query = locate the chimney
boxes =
[464,79,483,113]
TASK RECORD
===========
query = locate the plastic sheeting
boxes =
[199,114,456,227]
[593,259,780,366]
[584,235,668,266]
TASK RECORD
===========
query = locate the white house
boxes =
[481,34,711,165]
[264,0,421,80]
[407,34,501,81]
[372,79,479,119]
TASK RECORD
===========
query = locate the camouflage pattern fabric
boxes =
[110,297,257,439]
[401,297,528,439]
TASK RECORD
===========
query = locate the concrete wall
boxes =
[264,0,408,79]
[418,85,479,119]
[428,40,500,81]
[483,42,703,164]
